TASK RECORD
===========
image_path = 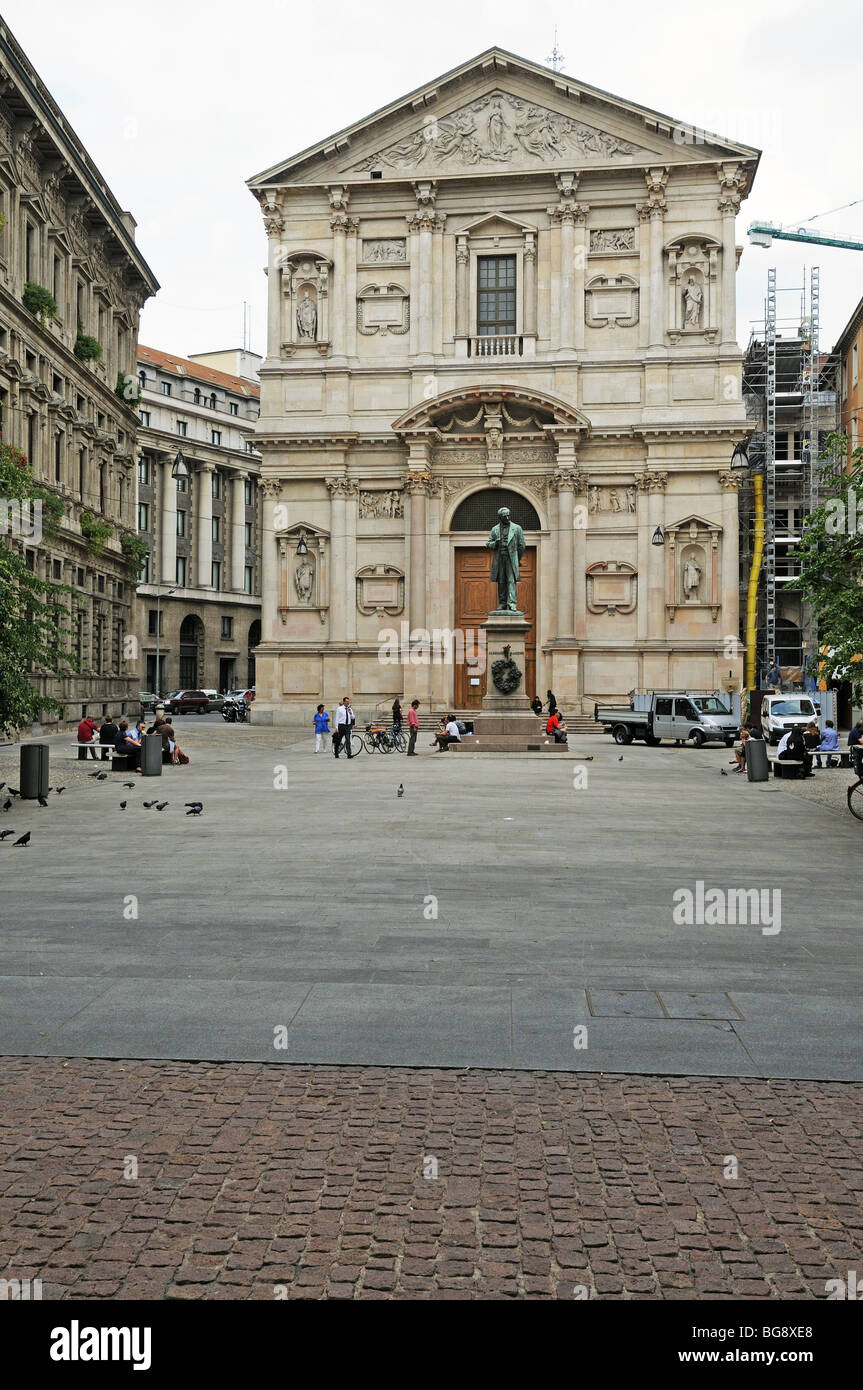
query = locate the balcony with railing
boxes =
[468,333,523,358]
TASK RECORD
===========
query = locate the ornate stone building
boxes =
[135,346,262,694]
[0,20,158,726]
[247,48,759,722]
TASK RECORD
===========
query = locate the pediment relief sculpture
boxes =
[351,91,642,174]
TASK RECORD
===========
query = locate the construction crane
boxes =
[748,197,863,250]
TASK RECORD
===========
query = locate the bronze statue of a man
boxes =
[486,506,525,612]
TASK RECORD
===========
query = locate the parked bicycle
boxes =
[847,749,863,820]
[362,722,399,753]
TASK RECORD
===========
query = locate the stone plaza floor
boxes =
[0,722,860,1300]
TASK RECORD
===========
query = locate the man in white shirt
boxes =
[334,697,356,759]
[433,715,462,752]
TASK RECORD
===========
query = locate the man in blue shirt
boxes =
[816,719,840,768]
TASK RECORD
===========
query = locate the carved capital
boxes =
[718,470,744,491]
[260,479,282,500]
[718,193,741,216]
[326,476,358,497]
[635,203,652,224]
[456,234,470,265]
[331,213,358,234]
[646,470,668,492]
[406,471,432,496]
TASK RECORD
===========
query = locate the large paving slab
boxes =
[0,724,860,1078]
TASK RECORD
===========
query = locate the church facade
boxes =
[247,48,759,723]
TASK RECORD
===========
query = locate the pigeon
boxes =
[0,783,4,793]
[618,755,624,762]
[7,788,19,797]
[184,802,202,809]
[120,801,127,810]
[55,787,65,795]
[185,805,202,816]
[155,801,169,811]
[89,771,101,778]
[96,772,108,781]
[122,782,135,789]
[37,795,48,808]
[720,768,728,776]
[2,798,11,813]
[13,832,30,846]
[143,800,158,809]
[397,784,404,798]
[0,829,13,840]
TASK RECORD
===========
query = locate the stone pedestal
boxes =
[481,611,531,713]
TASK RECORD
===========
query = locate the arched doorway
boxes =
[451,489,540,710]
[248,619,261,687]
[179,615,204,688]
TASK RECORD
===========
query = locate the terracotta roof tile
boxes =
[137,345,260,398]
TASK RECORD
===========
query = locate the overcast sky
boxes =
[6,0,863,357]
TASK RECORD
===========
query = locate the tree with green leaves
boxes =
[0,438,74,735]
[789,431,863,705]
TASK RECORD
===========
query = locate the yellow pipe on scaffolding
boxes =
[745,472,765,690]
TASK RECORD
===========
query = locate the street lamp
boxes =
[172,449,189,480]
[651,526,665,546]
[154,584,177,698]
[730,441,749,470]
[296,531,309,556]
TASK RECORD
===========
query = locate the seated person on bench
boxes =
[114,719,142,771]
[777,723,812,776]
[815,719,840,768]
[431,715,461,752]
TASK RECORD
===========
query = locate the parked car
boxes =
[201,688,225,711]
[228,687,255,706]
[139,691,163,713]
[164,689,211,716]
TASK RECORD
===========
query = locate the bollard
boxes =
[745,737,769,783]
[20,743,49,799]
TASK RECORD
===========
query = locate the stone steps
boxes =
[448,735,568,753]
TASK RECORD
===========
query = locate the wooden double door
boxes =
[453,546,536,710]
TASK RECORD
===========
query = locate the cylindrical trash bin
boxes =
[140,735,163,777]
[20,743,49,799]
[745,737,769,783]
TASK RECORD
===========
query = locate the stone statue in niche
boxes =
[626,486,637,512]
[296,289,317,340]
[588,487,601,514]
[608,489,623,513]
[683,276,703,327]
[683,555,702,600]
[294,556,315,604]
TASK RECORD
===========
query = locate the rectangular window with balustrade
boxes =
[477,256,516,337]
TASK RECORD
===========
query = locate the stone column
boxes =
[345,221,359,357]
[559,212,575,353]
[718,175,742,349]
[646,472,668,639]
[407,472,429,635]
[330,217,347,357]
[573,208,588,351]
[160,457,177,587]
[260,480,281,642]
[455,234,470,346]
[345,479,358,642]
[196,462,214,589]
[231,471,248,592]
[635,475,651,642]
[523,231,537,342]
[259,197,284,359]
[644,169,669,350]
[636,205,651,350]
[553,468,576,639]
[719,470,742,637]
[326,474,349,641]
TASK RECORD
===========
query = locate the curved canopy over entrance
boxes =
[392,383,589,438]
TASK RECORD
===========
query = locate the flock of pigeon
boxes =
[0,776,204,846]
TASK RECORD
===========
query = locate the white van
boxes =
[761,694,819,744]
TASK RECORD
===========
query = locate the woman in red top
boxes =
[546,711,568,743]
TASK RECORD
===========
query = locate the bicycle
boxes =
[361,722,396,754]
[847,750,863,820]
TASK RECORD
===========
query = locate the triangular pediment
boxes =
[249,47,760,190]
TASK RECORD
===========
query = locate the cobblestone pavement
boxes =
[0,1058,860,1300]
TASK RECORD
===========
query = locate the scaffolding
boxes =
[742,267,838,683]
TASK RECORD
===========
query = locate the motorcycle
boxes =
[221,696,247,723]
